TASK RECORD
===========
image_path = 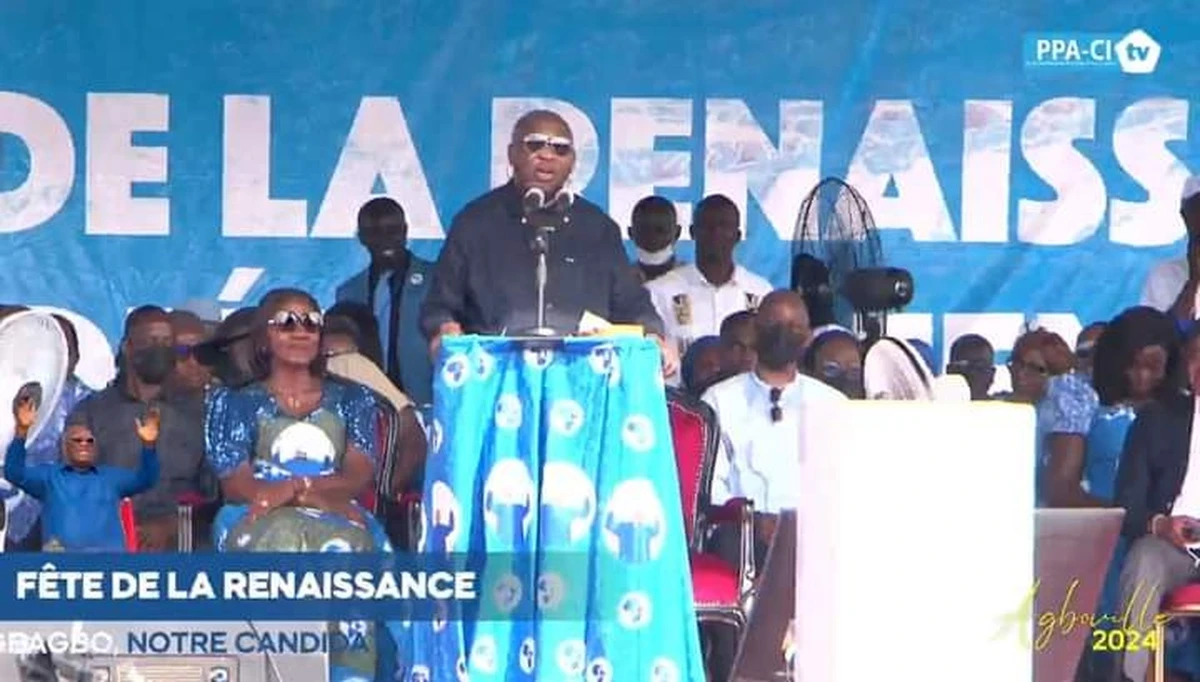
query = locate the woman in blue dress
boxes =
[1043,307,1181,680]
[205,288,403,682]
[1005,328,1098,507]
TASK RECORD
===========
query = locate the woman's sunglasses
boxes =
[522,133,573,157]
[1008,359,1049,377]
[69,436,95,445]
[268,310,324,333]
[820,362,862,381]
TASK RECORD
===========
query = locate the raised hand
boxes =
[13,396,36,437]
[134,407,161,445]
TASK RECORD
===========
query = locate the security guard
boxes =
[336,197,434,406]
[645,194,772,368]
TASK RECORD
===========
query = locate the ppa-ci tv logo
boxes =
[1023,29,1161,74]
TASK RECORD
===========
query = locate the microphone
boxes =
[523,187,546,216]
[547,188,574,214]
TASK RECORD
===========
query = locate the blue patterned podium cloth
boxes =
[403,335,705,682]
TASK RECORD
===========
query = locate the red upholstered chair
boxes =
[175,492,210,552]
[357,405,393,515]
[1155,585,1200,681]
[395,404,434,551]
[666,388,756,634]
[367,400,427,551]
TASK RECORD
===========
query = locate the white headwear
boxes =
[808,324,857,344]
[1182,175,1200,206]
[326,352,413,413]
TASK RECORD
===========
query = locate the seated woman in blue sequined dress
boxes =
[205,288,400,681]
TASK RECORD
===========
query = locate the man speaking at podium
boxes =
[420,110,678,376]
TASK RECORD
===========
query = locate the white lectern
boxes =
[795,401,1036,682]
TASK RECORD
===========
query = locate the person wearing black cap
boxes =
[193,307,258,389]
[337,197,434,406]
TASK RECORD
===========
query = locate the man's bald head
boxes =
[753,290,811,372]
[949,333,993,361]
[508,109,576,195]
[757,290,810,328]
[167,310,207,338]
[947,333,995,400]
[511,110,572,143]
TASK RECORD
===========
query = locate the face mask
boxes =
[755,324,806,370]
[826,371,865,399]
[131,345,176,384]
[635,246,675,266]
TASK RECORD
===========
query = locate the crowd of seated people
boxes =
[4,166,1200,682]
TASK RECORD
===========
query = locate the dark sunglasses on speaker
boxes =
[522,133,573,157]
[268,310,324,333]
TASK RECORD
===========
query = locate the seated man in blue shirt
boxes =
[4,394,160,551]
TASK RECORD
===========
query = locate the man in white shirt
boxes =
[702,291,845,555]
[628,195,682,283]
[646,194,773,364]
[1140,175,1200,325]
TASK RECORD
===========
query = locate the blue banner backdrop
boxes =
[1,2,1199,388]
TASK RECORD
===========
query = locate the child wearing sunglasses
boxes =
[4,392,161,551]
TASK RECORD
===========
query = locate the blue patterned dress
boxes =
[205,379,403,682]
[1035,374,1099,507]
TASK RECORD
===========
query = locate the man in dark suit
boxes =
[336,197,434,406]
[1113,332,1200,682]
[420,110,678,377]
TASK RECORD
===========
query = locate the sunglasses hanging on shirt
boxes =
[769,387,783,423]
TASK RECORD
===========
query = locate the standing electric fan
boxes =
[0,310,68,553]
[791,178,914,342]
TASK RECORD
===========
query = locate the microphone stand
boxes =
[517,193,570,343]
[527,225,557,338]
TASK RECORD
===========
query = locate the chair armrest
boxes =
[699,497,756,602]
[398,492,423,552]
[120,498,138,552]
[702,497,752,525]
[175,492,209,508]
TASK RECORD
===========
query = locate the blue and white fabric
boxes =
[205,379,405,682]
[405,335,705,682]
[1034,373,1099,506]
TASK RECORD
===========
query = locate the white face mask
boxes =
[635,246,675,266]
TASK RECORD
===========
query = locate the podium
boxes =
[406,335,705,681]
[795,401,1037,682]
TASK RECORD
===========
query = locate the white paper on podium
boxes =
[795,401,1036,682]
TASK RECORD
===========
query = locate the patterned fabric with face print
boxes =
[404,336,705,682]
[205,378,403,682]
